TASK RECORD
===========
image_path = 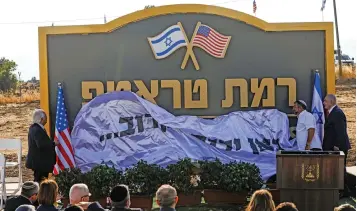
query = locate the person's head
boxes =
[275,202,298,211]
[65,205,84,211]
[33,109,47,126]
[15,205,36,211]
[246,189,275,211]
[21,181,39,203]
[156,185,178,209]
[324,94,337,110]
[110,185,131,208]
[69,184,91,204]
[334,204,356,211]
[38,179,58,205]
[292,100,307,115]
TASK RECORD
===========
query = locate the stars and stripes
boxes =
[253,0,257,14]
[192,24,231,58]
[321,0,327,11]
[53,83,76,175]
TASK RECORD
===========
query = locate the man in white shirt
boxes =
[292,100,322,151]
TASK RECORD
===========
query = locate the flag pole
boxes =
[333,0,343,77]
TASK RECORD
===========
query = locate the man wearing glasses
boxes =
[68,184,105,211]
[68,184,91,205]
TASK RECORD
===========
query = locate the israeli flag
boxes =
[148,24,187,59]
[311,72,325,143]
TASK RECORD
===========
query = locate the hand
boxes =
[305,145,310,150]
[333,146,340,151]
[77,202,92,209]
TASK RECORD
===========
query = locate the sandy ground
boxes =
[0,79,355,182]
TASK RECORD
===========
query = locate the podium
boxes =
[277,151,345,211]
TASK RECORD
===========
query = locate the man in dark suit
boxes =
[26,109,58,182]
[323,94,351,197]
[322,94,351,162]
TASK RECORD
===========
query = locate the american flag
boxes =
[321,0,327,11]
[253,0,257,14]
[53,83,75,175]
[192,24,231,58]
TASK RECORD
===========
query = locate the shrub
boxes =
[55,168,84,198]
[167,158,199,195]
[85,165,123,199]
[220,161,263,193]
[124,160,168,196]
[198,158,224,190]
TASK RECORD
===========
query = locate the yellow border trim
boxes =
[39,4,335,134]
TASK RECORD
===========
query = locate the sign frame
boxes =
[38,4,335,134]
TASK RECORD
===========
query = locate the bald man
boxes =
[323,94,351,197]
[68,184,106,211]
[156,185,178,211]
[69,184,91,205]
[323,94,351,159]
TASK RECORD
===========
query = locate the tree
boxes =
[30,76,37,82]
[144,5,155,9]
[0,57,18,92]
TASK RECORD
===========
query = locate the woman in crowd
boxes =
[246,189,275,211]
[36,179,60,211]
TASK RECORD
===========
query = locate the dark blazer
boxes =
[37,205,59,211]
[111,207,142,211]
[323,106,351,151]
[5,195,32,211]
[26,123,56,173]
[86,202,107,211]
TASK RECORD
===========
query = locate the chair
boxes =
[0,153,6,210]
[0,139,23,196]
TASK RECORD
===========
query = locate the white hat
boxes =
[297,100,307,109]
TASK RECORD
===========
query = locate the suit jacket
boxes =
[111,207,142,211]
[5,195,32,211]
[86,202,107,211]
[323,106,351,151]
[26,123,56,172]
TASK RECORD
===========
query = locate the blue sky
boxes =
[0,0,356,80]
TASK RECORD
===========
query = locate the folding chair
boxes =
[0,139,23,196]
[0,153,6,210]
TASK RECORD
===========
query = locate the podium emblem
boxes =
[301,163,320,182]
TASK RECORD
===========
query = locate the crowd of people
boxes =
[3,180,355,211]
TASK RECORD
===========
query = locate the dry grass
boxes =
[0,92,40,104]
[335,65,356,79]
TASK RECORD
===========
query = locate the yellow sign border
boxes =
[39,4,335,134]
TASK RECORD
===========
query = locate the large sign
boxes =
[71,91,295,181]
[38,4,335,135]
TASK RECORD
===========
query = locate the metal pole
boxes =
[333,0,343,77]
[17,72,21,102]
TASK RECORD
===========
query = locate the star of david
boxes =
[164,37,172,47]
[312,107,323,124]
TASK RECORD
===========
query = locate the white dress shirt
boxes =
[296,110,322,150]
[328,105,337,114]
[36,123,45,131]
